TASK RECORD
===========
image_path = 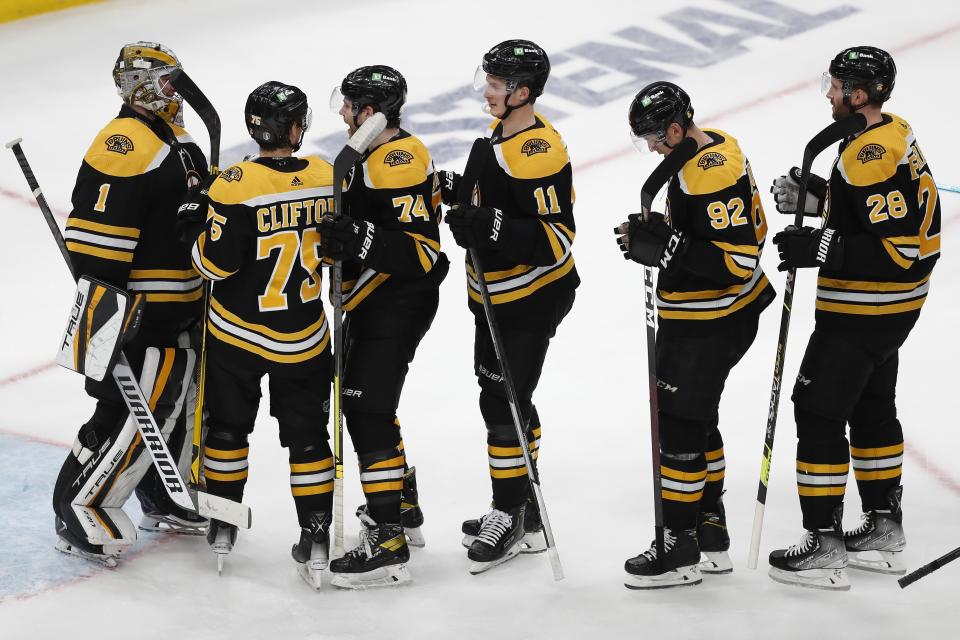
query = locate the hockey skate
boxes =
[697,495,732,574]
[844,486,906,575]
[400,466,425,548]
[467,504,526,575]
[462,495,545,554]
[138,510,207,536]
[329,510,411,589]
[207,519,238,576]
[769,531,849,590]
[624,528,702,589]
[54,517,125,568]
[292,511,331,590]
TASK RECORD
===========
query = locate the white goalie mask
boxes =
[113,41,184,126]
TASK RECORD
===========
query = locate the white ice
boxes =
[1,1,958,638]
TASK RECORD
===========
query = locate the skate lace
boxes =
[640,529,677,561]
[784,530,816,557]
[476,509,513,546]
[847,512,874,537]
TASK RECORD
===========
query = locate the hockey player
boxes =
[52,41,208,566]
[320,65,448,589]
[614,81,774,588]
[768,46,940,590]
[182,81,335,583]
[440,40,578,574]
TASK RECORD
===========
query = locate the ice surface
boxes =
[1,1,959,637]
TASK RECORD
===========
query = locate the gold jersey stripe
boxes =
[210,297,325,342]
[467,262,535,282]
[816,297,927,316]
[850,443,904,458]
[208,323,329,364]
[541,220,565,262]
[290,458,335,473]
[66,241,134,263]
[881,239,914,269]
[195,235,236,279]
[342,273,390,312]
[658,275,769,320]
[817,274,930,292]
[205,446,250,460]
[404,231,441,252]
[145,290,203,303]
[723,253,752,279]
[712,241,758,256]
[129,268,197,280]
[66,217,141,239]
[469,256,575,305]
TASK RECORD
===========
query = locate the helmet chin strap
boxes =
[499,89,531,123]
[662,125,689,149]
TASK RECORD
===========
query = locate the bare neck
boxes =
[500,104,536,138]
[259,147,294,158]
[856,105,884,129]
[370,127,400,150]
[687,123,714,150]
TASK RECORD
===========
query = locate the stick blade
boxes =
[640,137,698,213]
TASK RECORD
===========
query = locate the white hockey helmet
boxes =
[113,41,184,125]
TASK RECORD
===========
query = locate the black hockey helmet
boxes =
[479,39,551,98]
[245,81,311,152]
[826,46,896,105]
[628,81,694,149]
[336,65,407,122]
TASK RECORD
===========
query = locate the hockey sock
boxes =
[528,407,542,461]
[394,417,410,471]
[488,433,529,510]
[289,443,334,526]
[360,449,406,524]
[661,452,707,531]
[701,427,725,513]
[203,430,249,502]
[796,407,849,530]
[850,419,903,512]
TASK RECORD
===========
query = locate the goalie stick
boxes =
[6,138,250,530]
[746,112,867,569]
[457,137,564,581]
[330,113,388,558]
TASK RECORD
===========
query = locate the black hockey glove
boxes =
[445,204,507,251]
[614,212,685,270]
[176,175,215,244]
[318,214,381,264]
[772,225,843,271]
[770,167,828,216]
[437,170,462,206]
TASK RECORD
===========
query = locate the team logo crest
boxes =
[219,166,243,182]
[384,150,414,167]
[857,143,886,164]
[521,138,551,156]
[697,152,726,170]
[105,135,134,155]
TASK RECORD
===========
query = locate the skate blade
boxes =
[698,550,733,574]
[848,550,906,575]
[138,516,206,536]
[624,565,702,590]
[329,564,412,590]
[405,526,426,548]
[520,530,548,554]
[54,539,119,568]
[297,563,326,590]
[468,541,522,575]
[768,566,851,591]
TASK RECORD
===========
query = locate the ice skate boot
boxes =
[207,519,238,575]
[462,495,545,553]
[697,494,732,574]
[844,486,906,575]
[292,511,331,590]
[54,516,125,568]
[400,466,425,548]
[769,506,849,591]
[467,504,526,575]
[329,510,411,589]
[624,528,702,589]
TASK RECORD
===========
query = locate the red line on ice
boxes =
[0,185,68,221]
[0,361,56,388]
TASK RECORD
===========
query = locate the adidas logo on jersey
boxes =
[291,176,303,186]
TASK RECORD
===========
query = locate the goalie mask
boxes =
[113,41,184,126]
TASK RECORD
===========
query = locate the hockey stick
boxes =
[630,137,701,568]
[457,137,564,581]
[937,183,960,194]
[6,138,250,530]
[167,68,220,491]
[745,113,867,569]
[898,545,960,588]
[330,113,388,558]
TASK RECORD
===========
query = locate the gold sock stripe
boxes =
[850,443,904,458]
[662,489,704,503]
[368,455,406,470]
[660,466,708,482]
[292,483,334,496]
[205,468,249,482]
[798,486,846,497]
[290,457,335,473]
[706,470,725,482]
[854,467,902,481]
[705,447,725,462]
[490,466,529,479]
[204,446,250,460]
[362,480,404,493]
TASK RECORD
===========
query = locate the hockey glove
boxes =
[445,204,507,251]
[770,167,828,216]
[772,225,843,271]
[437,170,462,206]
[318,215,381,264]
[176,175,216,244]
[614,212,685,270]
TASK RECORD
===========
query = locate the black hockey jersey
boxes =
[192,156,334,372]
[816,113,940,330]
[66,105,206,330]
[659,129,774,329]
[466,113,579,321]
[341,129,448,310]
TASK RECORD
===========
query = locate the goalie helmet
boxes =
[113,42,184,126]
[628,81,694,150]
[336,65,407,121]
[479,39,551,98]
[245,81,311,152]
[826,46,896,105]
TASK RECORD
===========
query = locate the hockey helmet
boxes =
[331,65,407,124]
[824,46,896,105]
[245,81,311,152]
[113,41,184,125]
[474,39,551,98]
[628,81,694,151]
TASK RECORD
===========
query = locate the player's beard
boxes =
[831,100,852,121]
